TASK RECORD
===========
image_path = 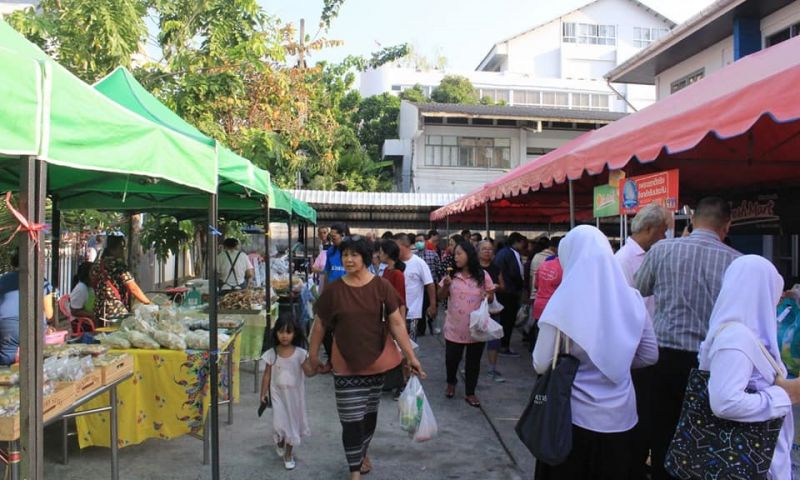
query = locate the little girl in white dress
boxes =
[260,315,316,470]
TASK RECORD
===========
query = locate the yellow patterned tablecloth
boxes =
[75,334,241,449]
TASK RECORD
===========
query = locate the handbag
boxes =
[664,325,786,480]
[514,329,579,466]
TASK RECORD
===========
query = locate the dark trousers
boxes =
[497,293,519,349]
[534,424,637,480]
[445,340,485,396]
[631,366,654,479]
[649,347,698,480]
[417,292,431,336]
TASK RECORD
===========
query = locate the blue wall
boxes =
[733,17,761,60]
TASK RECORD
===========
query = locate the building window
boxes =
[527,147,555,156]
[425,136,512,169]
[633,27,668,48]
[391,85,402,91]
[670,69,704,94]
[542,91,569,108]
[563,22,616,45]
[766,22,800,47]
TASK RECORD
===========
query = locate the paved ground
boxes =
[41,322,537,480]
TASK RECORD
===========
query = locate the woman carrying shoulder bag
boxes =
[308,236,424,479]
[532,225,658,479]
[695,255,799,480]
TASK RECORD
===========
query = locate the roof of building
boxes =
[477,0,676,71]
[288,190,462,210]
[413,102,627,123]
[606,0,794,84]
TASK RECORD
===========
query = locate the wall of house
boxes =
[654,36,733,100]
[761,2,800,41]
[408,124,585,194]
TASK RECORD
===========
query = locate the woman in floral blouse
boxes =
[438,240,495,407]
[91,235,151,322]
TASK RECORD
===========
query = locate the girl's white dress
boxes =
[262,347,311,446]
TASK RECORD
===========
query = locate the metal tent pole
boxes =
[19,156,46,479]
[485,203,490,238]
[207,194,220,480]
[51,200,61,326]
[568,179,576,229]
[446,215,450,238]
[303,222,309,276]
[288,213,294,316]
[264,202,272,332]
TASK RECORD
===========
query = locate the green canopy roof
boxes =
[0,20,217,196]
[93,67,272,198]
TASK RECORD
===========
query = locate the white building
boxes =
[0,1,36,16]
[384,101,625,194]
[361,0,675,113]
[606,0,799,100]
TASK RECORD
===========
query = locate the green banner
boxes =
[593,184,620,218]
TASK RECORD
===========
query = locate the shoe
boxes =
[432,327,442,334]
[445,384,455,398]
[275,445,285,458]
[284,456,296,470]
[498,348,520,358]
[464,395,481,408]
[491,371,506,383]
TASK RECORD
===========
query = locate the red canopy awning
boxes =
[432,35,800,222]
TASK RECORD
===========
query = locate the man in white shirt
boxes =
[395,234,436,341]
[615,203,670,310]
[614,202,668,479]
[217,238,254,292]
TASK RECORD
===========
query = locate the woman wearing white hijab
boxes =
[698,255,800,480]
[532,225,658,479]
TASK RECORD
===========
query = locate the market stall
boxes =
[0,19,225,479]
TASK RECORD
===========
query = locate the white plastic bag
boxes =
[470,299,504,342]
[398,376,437,442]
[487,297,504,315]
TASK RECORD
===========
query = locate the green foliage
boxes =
[6,0,147,83]
[431,75,478,104]
[352,93,400,160]
[140,215,190,263]
[399,84,429,103]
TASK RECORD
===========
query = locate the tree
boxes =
[352,93,400,160]
[431,75,478,104]
[6,0,147,83]
[399,84,429,103]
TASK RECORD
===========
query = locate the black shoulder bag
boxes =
[515,329,579,466]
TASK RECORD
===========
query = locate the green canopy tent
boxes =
[0,19,228,480]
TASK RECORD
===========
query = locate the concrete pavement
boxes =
[42,329,537,479]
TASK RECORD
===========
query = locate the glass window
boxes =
[494,138,510,147]
[495,89,510,104]
[563,22,576,43]
[542,91,556,106]
[767,22,800,47]
[443,136,457,146]
[424,137,512,169]
[427,135,441,145]
[573,93,590,108]
[670,69,705,94]
[555,92,569,107]
[591,94,609,110]
[634,27,668,48]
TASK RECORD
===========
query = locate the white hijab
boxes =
[539,225,648,384]
[698,255,786,380]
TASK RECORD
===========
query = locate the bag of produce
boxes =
[97,332,132,349]
[128,331,160,350]
[153,331,187,351]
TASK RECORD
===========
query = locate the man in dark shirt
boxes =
[493,232,527,356]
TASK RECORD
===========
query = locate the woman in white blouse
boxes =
[698,255,800,480]
[532,225,658,479]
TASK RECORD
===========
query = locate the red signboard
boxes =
[619,169,679,214]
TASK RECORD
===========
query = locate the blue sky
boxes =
[263,0,716,70]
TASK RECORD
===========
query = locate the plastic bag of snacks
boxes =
[127,331,160,350]
[153,331,187,351]
[398,376,437,441]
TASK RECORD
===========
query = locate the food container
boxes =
[95,353,134,385]
[45,330,69,345]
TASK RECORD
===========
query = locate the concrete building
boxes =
[0,0,36,16]
[384,101,624,194]
[361,0,675,113]
[606,0,800,100]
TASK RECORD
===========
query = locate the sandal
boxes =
[360,456,372,475]
[465,395,481,408]
[445,385,455,399]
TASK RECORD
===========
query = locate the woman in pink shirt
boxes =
[532,255,563,321]
[438,241,495,407]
